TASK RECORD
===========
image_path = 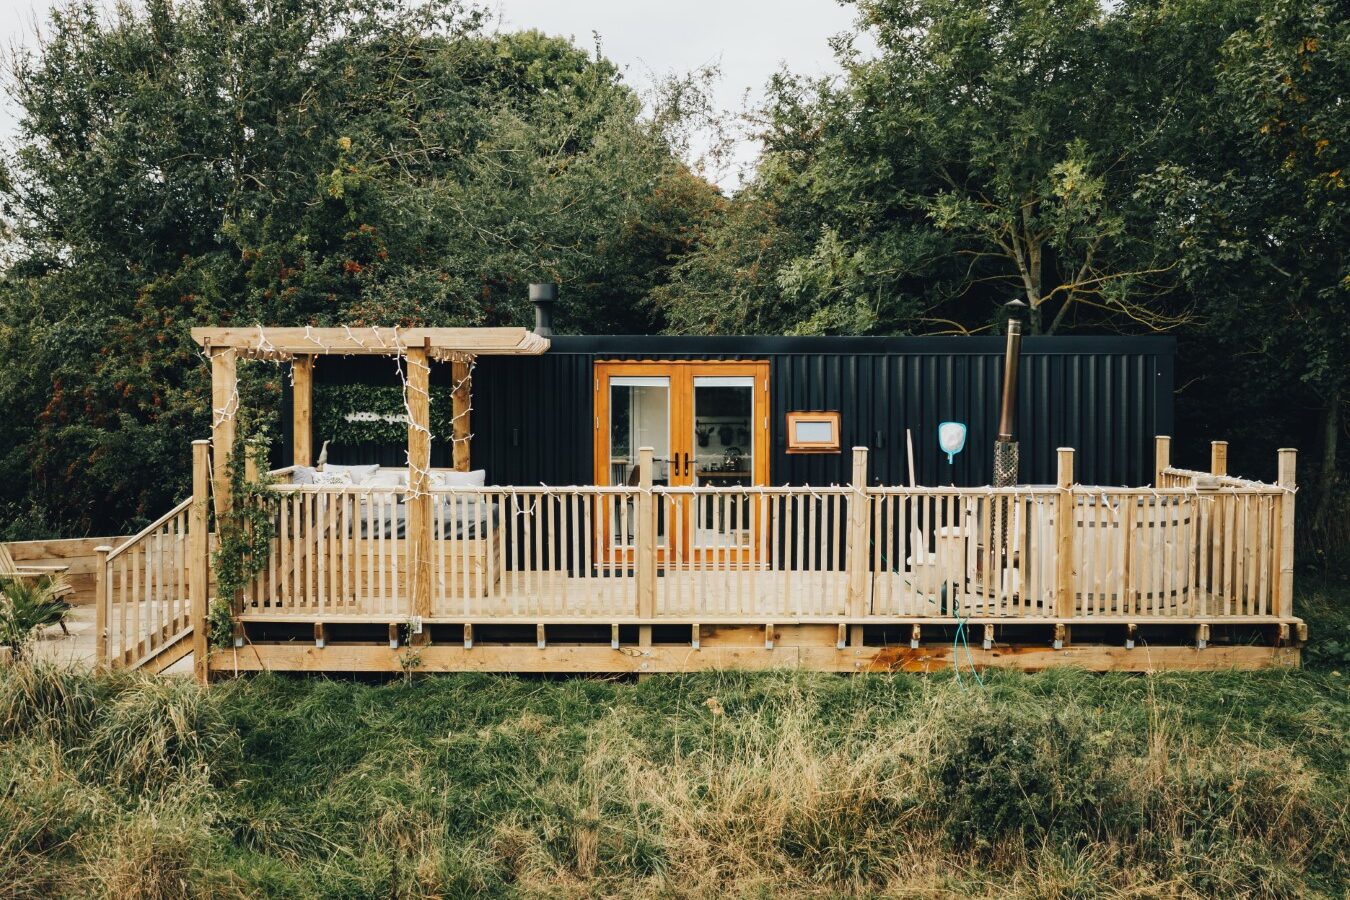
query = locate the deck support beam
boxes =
[1055,448,1076,618]
[452,357,472,471]
[1154,435,1170,485]
[292,355,314,467]
[846,447,870,647]
[209,345,237,518]
[636,447,655,651]
[406,343,433,646]
[189,440,211,684]
[1276,449,1297,619]
[95,544,112,668]
[1210,440,1228,477]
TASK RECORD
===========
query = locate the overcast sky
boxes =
[0,0,863,189]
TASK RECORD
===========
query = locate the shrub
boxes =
[0,663,108,744]
[924,697,1124,850]
[0,575,70,660]
[87,677,240,793]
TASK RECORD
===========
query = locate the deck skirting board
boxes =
[210,642,1299,674]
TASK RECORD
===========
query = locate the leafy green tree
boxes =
[1145,0,1347,556]
[0,0,717,537]
[658,0,1208,335]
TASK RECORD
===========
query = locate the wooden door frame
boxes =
[593,360,770,567]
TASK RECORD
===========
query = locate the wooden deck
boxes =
[89,441,1306,677]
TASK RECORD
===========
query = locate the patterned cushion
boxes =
[322,464,379,484]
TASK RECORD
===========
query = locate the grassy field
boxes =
[1,580,1347,899]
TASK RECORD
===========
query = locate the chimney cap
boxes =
[529,282,558,303]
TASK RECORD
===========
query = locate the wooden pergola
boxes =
[191,326,550,642]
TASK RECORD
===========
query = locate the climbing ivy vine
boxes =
[209,434,276,648]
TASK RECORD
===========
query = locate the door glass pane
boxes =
[609,377,669,547]
[692,376,754,548]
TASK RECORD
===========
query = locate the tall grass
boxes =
[0,584,1346,898]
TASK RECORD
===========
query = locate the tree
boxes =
[1145,0,1347,557]
[658,0,1208,336]
[0,0,717,537]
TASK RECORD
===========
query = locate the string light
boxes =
[202,327,478,497]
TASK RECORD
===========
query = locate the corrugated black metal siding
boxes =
[298,336,1173,487]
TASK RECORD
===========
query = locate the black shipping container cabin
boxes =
[289,335,1175,489]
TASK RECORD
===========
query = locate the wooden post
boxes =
[406,344,433,645]
[1210,441,1228,477]
[1055,448,1076,620]
[209,345,237,518]
[1154,435,1171,485]
[636,447,655,648]
[846,446,870,646]
[452,356,472,472]
[189,440,211,684]
[292,355,314,468]
[1276,448,1296,619]
[94,544,112,668]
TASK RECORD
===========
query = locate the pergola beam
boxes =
[190,326,548,357]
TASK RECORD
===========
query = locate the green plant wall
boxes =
[314,384,458,445]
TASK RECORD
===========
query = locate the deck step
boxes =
[132,626,194,674]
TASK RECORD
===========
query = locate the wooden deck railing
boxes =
[97,437,1299,674]
[227,444,1298,627]
[95,498,194,668]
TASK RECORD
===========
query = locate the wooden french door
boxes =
[594,361,770,566]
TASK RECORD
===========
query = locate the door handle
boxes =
[682,452,690,478]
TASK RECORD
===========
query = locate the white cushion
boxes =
[311,470,352,486]
[365,470,407,489]
[322,464,379,484]
[432,469,485,487]
[291,466,317,485]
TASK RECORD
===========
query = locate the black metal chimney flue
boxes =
[530,282,557,337]
[993,300,1026,487]
[996,319,1023,443]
